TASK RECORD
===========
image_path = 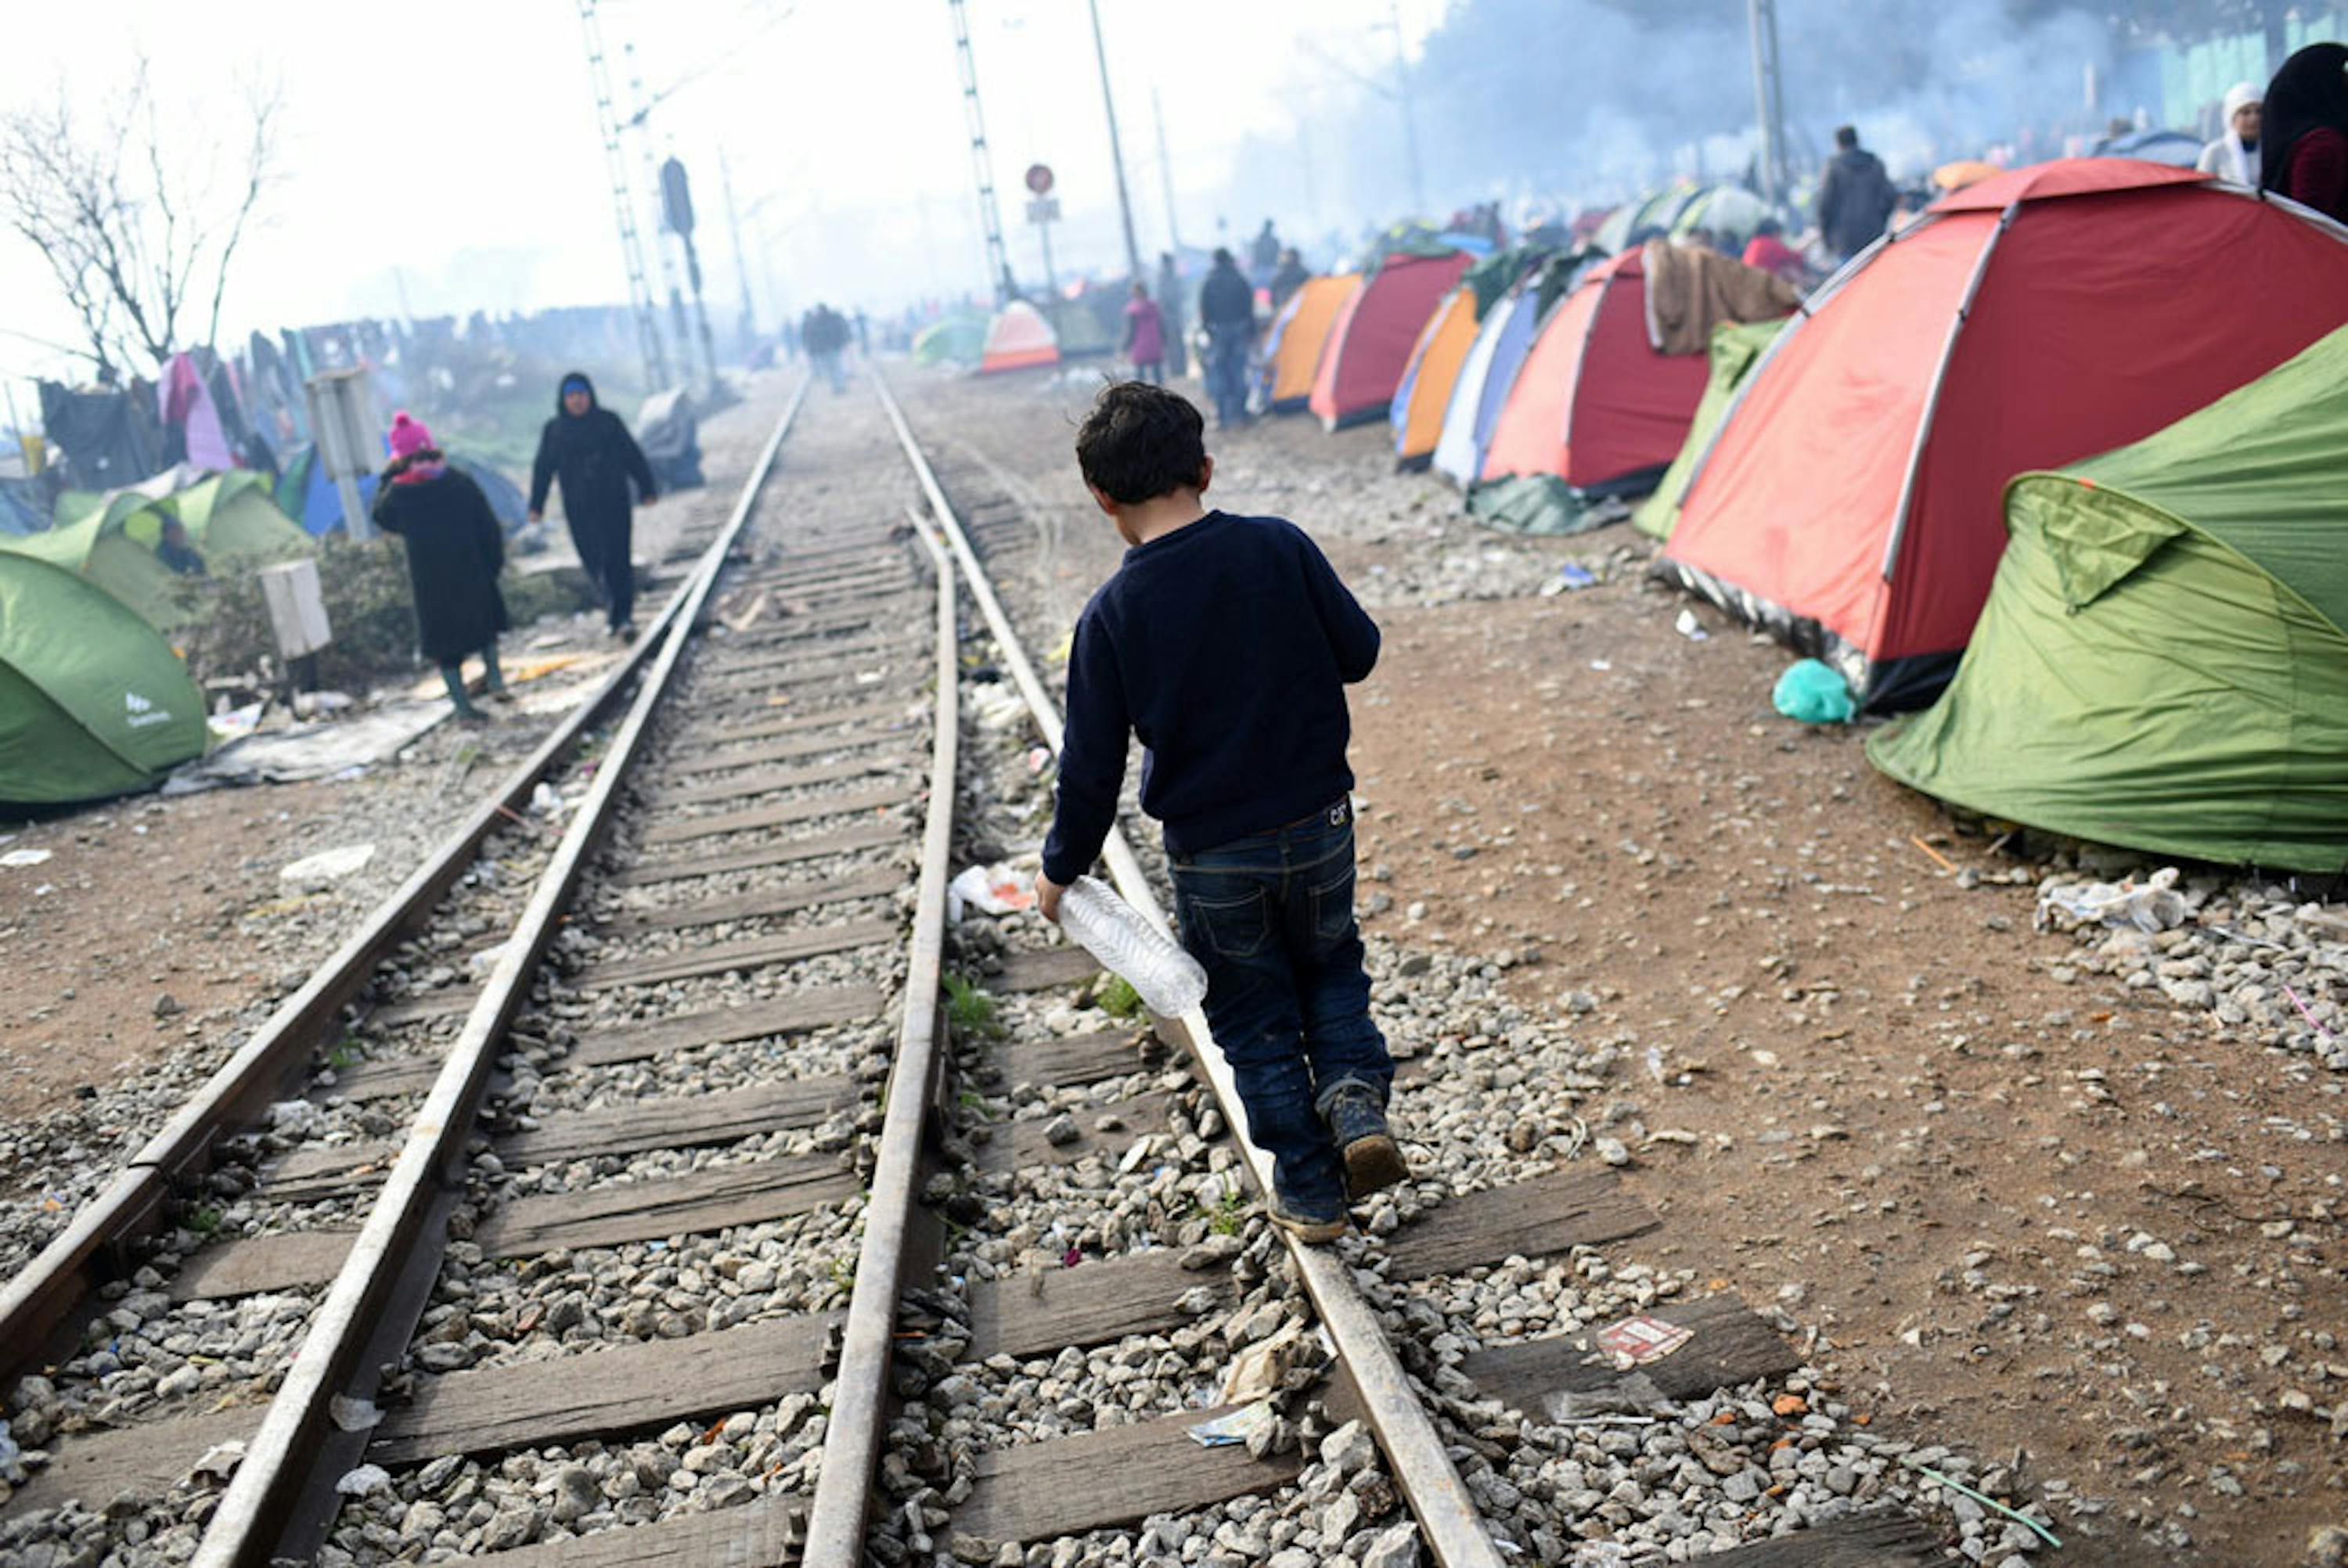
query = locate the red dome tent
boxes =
[1658,160,2348,710]
[1308,250,1472,430]
[1477,248,1712,496]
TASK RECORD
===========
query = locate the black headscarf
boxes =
[2259,42,2348,196]
[548,369,605,455]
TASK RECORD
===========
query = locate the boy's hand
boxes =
[1035,874,1067,924]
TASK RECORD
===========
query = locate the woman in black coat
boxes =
[527,371,657,638]
[373,412,510,721]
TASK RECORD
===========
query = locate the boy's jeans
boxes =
[1169,798,1393,1207]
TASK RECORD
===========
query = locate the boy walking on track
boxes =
[1035,381,1406,1242]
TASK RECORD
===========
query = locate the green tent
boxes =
[1632,318,1784,541]
[913,315,988,367]
[1669,185,1772,248]
[0,552,207,804]
[1867,322,2348,872]
[4,472,311,631]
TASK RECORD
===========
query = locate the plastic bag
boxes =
[2036,866,2188,933]
[1772,658,1854,724]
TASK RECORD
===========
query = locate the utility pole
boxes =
[718,149,758,361]
[575,0,668,389]
[1086,0,1145,282]
[946,0,1016,304]
[625,41,691,388]
[1386,0,1428,217]
[1151,87,1181,254]
[1747,0,1788,203]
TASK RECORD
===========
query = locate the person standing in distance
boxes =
[528,372,657,640]
[1197,248,1256,430]
[1815,124,1897,262]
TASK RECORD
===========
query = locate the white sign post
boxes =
[304,368,378,541]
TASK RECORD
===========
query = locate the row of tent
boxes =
[1255,159,2348,874]
[1259,231,1798,537]
[927,179,1777,390]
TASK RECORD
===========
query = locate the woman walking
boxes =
[527,371,657,639]
[1123,280,1168,385]
[373,412,509,721]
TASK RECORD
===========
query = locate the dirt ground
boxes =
[898,368,2345,1567]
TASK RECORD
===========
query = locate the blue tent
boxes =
[275,444,380,535]
[1433,290,1543,487]
[275,444,524,534]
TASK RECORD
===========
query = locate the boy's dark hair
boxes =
[1075,381,1208,505]
[1835,124,1860,149]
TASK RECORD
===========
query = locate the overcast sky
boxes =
[0,0,1446,383]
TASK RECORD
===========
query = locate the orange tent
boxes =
[1478,249,1710,495]
[978,300,1058,375]
[1259,275,1357,412]
[1391,287,1480,469]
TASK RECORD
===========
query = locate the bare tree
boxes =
[0,61,279,382]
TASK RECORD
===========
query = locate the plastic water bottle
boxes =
[1055,875,1209,1017]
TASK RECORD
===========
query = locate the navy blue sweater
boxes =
[1041,510,1380,883]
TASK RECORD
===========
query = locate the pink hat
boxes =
[387,410,436,460]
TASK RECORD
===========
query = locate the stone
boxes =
[1181,1235,1244,1270]
[1320,1419,1377,1476]
[549,1466,601,1524]
[700,1474,756,1509]
[480,1505,538,1552]
[1361,1522,1421,1568]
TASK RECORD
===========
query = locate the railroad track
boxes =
[0,368,1968,1568]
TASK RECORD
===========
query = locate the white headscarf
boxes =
[2213,81,2263,185]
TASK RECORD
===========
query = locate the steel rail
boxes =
[799,502,960,1566]
[869,365,1505,1568]
[0,484,754,1379]
[188,379,812,1568]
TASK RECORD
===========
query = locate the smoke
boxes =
[1219,0,2123,237]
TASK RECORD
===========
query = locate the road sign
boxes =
[1025,196,1061,225]
[1025,163,1054,196]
